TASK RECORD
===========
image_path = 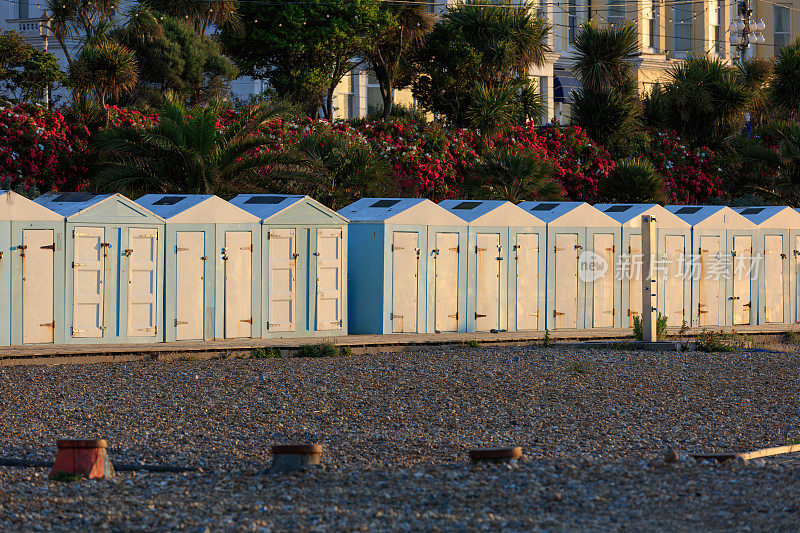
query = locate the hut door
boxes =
[175,232,205,340]
[627,234,642,327]
[22,229,54,344]
[732,235,752,325]
[553,233,578,329]
[434,232,459,333]
[515,233,539,330]
[72,227,105,338]
[475,233,500,332]
[796,236,800,323]
[267,229,295,333]
[664,235,686,326]
[316,228,343,331]
[763,235,784,323]
[127,228,159,337]
[698,236,721,326]
[224,231,253,338]
[593,233,615,328]
[391,232,418,333]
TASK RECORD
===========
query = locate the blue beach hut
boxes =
[594,204,691,329]
[338,198,465,334]
[0,190,66,346]
[439,200,546,332]
[35,193,165,344]
[136,194,262,341]
[230,194,349,338]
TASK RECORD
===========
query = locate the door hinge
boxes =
[448,312,459,320]
[391,244,403,251]
[241,318,253,324]
[40,243,56,251]
[390,313,403,319]
[554,311,565,317]
[175,320,189,326]
[17,244,27,257]
[555,246,566,252]
[605,246,615,253]
[39,321,55,328]
[72,262,86,268]
[137,327,157,333]
[475,313,487,319]
[241,245,253,252]
[135,234,158,239]
[175,246,190,253]
[475,246,487,253]
[71,327,87,335]
[450,246,460,253]
[604,309,615,315]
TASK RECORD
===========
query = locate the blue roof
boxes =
[136,194,213,219]
[516,201,586,224]
[732,206,792,225]
[34,192,115,218]
[230,194,348,223]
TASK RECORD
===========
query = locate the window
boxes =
[645,0,658,51]
[674,0,694,54]
[607,0,626,26]
[709,0,721,55]
[568,0,578,44]
[18,0,29,19]
[774,4,791,50]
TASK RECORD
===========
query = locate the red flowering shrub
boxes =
[0,103,90,193]
[646,130,722,203]
[106,105,158,129]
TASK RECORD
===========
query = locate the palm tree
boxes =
[600,157,666,204]
[465,80,544,135]
[569,21,640,147]
[46,0,117,67]
[146,0,242,36]
[736,57,773,128]
[93,97,295,196]
[770,37,800,121]
[731,121,800,205]
[462,149,562,203]
[68,39,138,124]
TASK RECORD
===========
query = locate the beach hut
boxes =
[135,194,262,341]
[733,206,800,325]
[439,200,546,332]
[517,202,621,330]
[34,193,165,344]
[338,198,465,334]
[0,191,65,346]
[595,204,692,329]
[666,205,757,327]
[230,194,348,338]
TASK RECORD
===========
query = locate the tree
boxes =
[569,21,639,147]
[412,0,550,128]
[770,37,800,121]
[0,30,64,102]
[221,0,390,119]
[46,0,117,67]
[115,13,238,106]
[736,57,773,128]
[462,149,561,203]
[662,56,749,146]
[69,39,138,124]
[144,0,241,37]
[364,1,433,117]
[92,97,294,196]
[600,157,666,204]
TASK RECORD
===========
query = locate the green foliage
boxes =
[116,13,238,107]
[771,37,800,121]
[462,148,561,203]
[69,38,138,123]
[783,330,799,343]
[465,79,545,134]
[46,0,117,63]
[662,56,749,146]
[221,0,391,118]
[736,57,773,128]
[92,97,294,196]
[567,359,594,374]
[466,340,480,349]
[51,471,85,482]
[250,347,281,359]
[145,0,241,36]
[0,30,65,103]
[296,342,340,358]
[339,346,353,357]
[641,83,670,130]
[543,329,552,347]
[632,313,668,341]
[601,157,666,204]
[412,0,550,126]
[695,330,748,353]
[731,121,800,204]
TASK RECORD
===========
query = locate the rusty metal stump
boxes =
[50,439,115,479]
[269,444,323,473]
[469,447,523,463]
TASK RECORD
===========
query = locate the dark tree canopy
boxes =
[0,30,65,102]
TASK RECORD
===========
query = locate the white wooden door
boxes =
[763,235,784,323]
[698,236,721,326]
[732,235,752,325]
[72,227,104,338]
[434,232,459,332]
[796,236,800,323]
[593,233,615,328]
[127,228,159,337]
[316,228,343,331]
[391,232,418,333]
[22,229,54,344]
[224,231,252,338]
[515,233,539,330]
[664,235,686,327]
[267,229,296,333]
[628,234,642,327]
[475,233,500,332]
[554,233,578,329]
[175,232,205,340]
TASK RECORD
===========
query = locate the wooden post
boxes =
[641,215,658,342]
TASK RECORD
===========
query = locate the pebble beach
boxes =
[1,345,799,530]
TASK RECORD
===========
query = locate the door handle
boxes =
[475,313,487,318]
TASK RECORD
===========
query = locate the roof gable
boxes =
[230,194,348,224]
[666,205,755,229]
[136,194,259,223]
[733,206,800,228]
[439,199,544,226]
[594,203,689,229]
[339,198,463,225]
[517,201,617,227]
[0,190,63,221]
[35,192,164,222]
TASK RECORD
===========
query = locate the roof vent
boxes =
[244,196,286,205]
[676,206,702,214]
[51,193,98,203]
[604,205,633,212]
[530,202,559,211]
[153,196,185,206]
[370,199,400,208]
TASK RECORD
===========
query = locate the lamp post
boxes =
[38,11,53,108]
[728,0,766,61]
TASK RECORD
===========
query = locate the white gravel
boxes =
[0,345,799,530]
